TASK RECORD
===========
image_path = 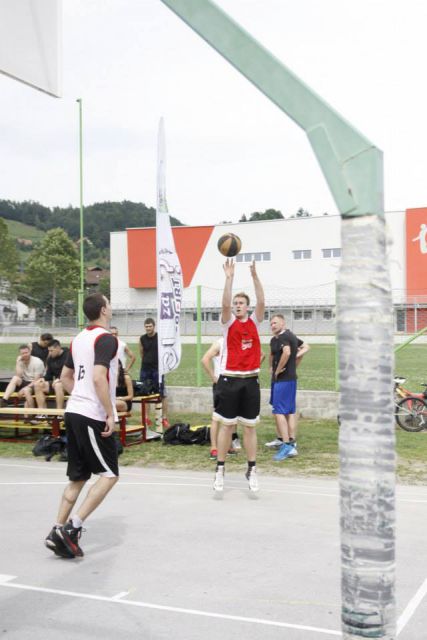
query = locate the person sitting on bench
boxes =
[34,339,69,411]
[115,360,134,413]
[0,344,45,422]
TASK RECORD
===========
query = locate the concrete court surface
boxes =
[0,458,426,640]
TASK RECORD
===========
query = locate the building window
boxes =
[211,312,219,321]
[293,250,311,260]
[322,309,333,320]
[236,252,272,263]
[293,310,313,320]
[322,248,341,258]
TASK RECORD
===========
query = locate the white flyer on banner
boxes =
[156,118,183,378]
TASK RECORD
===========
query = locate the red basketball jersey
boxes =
[220,315,261,375]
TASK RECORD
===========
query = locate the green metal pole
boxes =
[77,98,85,330]
[394,325,427,353]
[196,285,202,387]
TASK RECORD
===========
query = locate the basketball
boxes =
[217,233,242,257]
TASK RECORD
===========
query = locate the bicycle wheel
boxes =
[395,396,427,432]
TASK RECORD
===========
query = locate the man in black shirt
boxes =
[139,318,168,428]
[30,333,54,364]
[269,314,309,461]
[34,339,69,410]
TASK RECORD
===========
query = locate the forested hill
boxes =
[0,199,184,250]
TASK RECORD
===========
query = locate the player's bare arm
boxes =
[221,258,234,324]
[125,345,136,371]
[296,342,310,367]
[250,260,265,323]
[275,345,291,378]
[60,365,75,394]
[201,342,220,383]
[93,364,115,437]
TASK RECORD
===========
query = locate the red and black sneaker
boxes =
[58,520,84,557]
[45,526,75,559]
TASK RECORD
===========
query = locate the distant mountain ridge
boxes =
[0,199,184,250]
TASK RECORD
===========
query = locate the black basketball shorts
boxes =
[65,412,119,481]
[213,375,260,427]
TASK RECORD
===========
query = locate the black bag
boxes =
[163,423,189,445]
[133,379,157,396]
[179,425,210,445]
[32,435,67,461]
[163,423,210,446]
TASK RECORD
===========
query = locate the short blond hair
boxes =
[233,292,250,305]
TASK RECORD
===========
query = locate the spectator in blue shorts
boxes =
[269,314,309,461]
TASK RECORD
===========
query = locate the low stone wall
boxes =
[167,386,339,421]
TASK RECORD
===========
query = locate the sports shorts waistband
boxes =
[219,373,259,379]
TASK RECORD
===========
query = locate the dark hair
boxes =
[144,317,155,326]
[233,292,250,306]
[19,344,30,351]
[40,333,53,341]
[117,360,125,387]
[110,326,118,331]
[83,293,107,321]
[49,339,61,348]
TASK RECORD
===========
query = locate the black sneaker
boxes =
[45,526,75,559]
[58,520,84,557]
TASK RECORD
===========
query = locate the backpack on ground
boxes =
[163,423,210,446]
[32,435,67,462]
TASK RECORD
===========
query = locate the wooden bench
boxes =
[0,407,132,443]
[0,392,162,447]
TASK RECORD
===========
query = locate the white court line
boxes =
[0,575,341,637]
[1,463,427,503]
[0,480,427,504]
[397,578,427,636]
[1,479,427,503]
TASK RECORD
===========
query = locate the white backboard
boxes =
[0,0,61,97]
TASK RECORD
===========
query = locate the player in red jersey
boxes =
[213,259,265,494]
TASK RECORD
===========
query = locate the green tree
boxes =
[290,207,311,218]
[239,208,283,222]
[23,228,79,326]
[0,217,19,288]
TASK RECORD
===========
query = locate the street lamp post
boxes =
[77,98,84,329]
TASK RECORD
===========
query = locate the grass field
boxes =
[2,341,426,482]
[1,415,426,483]
[4,219,46,243]
[1,342,427,392]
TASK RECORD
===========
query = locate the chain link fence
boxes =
[1,284,427,337]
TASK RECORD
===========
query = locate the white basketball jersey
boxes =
[212,338,223,379]
[65,326,118,422]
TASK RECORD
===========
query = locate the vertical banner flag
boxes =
[156,118,183,379]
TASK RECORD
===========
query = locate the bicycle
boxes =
[394,376,427,432]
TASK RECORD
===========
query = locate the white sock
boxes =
[72,515,83,528]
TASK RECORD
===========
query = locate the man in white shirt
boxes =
[0,345,44,421]
[44,293,119,559]
[110,326,135,373]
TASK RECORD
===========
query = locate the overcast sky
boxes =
[1,0,426,226]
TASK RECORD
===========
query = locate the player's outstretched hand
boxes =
[223,258,235,278]
[250,260,258,279]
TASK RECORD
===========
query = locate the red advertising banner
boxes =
[127,226,214,288]
[406,208,427,303]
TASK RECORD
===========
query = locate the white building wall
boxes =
[110,211,406,310]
